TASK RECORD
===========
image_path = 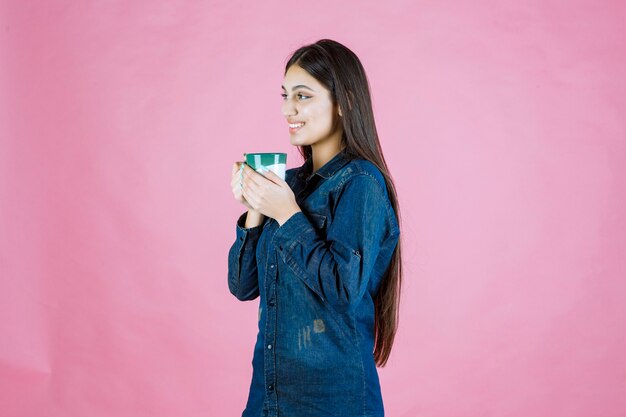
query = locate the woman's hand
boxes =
[240,163,301,226]
[231,162,254,210]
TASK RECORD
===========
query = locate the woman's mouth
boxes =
[288,122,305,133]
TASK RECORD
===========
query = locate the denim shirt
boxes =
[227,150,400,417]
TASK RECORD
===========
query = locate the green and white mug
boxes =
[244,153,287,180]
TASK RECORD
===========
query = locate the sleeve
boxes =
[227,211,263,301]
[272,174,397,313]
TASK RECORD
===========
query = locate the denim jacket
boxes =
[227,149,400,417]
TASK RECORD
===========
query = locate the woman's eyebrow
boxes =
[281,85,316,92]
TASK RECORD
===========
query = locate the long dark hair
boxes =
[285,39,403,367]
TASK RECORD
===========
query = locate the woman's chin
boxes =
[290,137,307,146]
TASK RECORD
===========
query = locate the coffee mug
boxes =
[245,153,287,180]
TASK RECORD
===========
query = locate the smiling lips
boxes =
[288,121,305,133]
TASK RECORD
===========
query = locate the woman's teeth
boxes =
[289,122,305,129]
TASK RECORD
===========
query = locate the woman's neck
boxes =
[311,141,345,173]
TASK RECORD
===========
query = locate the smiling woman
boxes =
[281,65,345,166]
[228,39,403,417]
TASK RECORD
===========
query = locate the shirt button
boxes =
[268,300,275,306]
[268,385,274,391]
[267,344,272,350]
[278,245,283,251]
[270,264,275,269]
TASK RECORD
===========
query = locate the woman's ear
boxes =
[338,107,343,117]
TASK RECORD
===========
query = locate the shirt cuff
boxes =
[236,211,264,243]
[272,211,317,252]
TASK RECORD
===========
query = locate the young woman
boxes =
[228,39,402,417]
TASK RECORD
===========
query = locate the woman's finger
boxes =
[245,170,270,198]
[232,162,241,177]
[232,162,246,186]
[231,164,242,183]
[242,164,268,186]
[231,170,245,190]
[262,169,285,186]
[241,181,259,208]
[242,171,264,197]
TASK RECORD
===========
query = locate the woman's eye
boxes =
[281,93,311,100]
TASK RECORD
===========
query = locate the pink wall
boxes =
[1,1,625,416]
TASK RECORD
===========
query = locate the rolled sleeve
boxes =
[272,211,316,252]
[272,174,395,312]
[227,211,263,301]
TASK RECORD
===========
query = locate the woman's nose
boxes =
[282,99,297,117]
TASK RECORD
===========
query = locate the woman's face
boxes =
[281,64,342,148]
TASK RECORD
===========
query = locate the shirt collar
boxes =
[298,148,351,181]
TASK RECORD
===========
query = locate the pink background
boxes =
[2,1,625,416]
